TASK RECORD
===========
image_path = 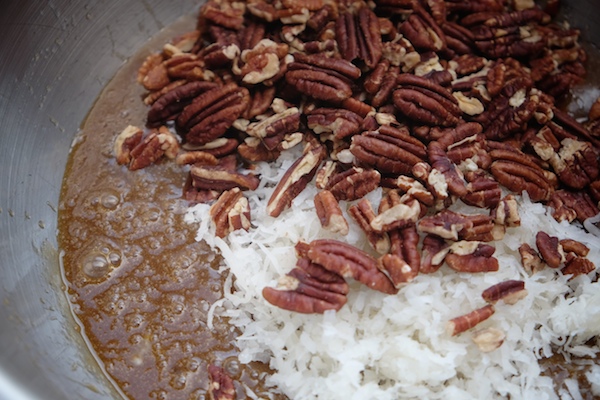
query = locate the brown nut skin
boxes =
[305,239,398,295]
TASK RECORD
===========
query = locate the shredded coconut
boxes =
[184,148,600,399]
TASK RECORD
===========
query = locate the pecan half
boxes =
[176,83,250,145]
[314,190,349,235]
[147,81,220,126]
[393,74,461,127]
[462,171,501,209]
[489,147,555,202]
[305,239,397,294]
[262,257,349,314]
[267,142,325,217]
[324,167,381,202]
[207,364,236,400]
[210,188,251,238]
[285,53,361,103]
[398,3,446,52]
[350,125,427,175]
[336,7,382,69]
[201,1,245,30]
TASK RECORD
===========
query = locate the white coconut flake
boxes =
[185,149,600,399]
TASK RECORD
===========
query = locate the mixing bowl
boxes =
[0,1,598,399]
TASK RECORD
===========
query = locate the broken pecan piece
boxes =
[348,199,390,254]
[518,243,546,275]
[547,190,599,223]
[128,127,180,170]
[378,224,420,287]
[445,241,499,273]
[535,231,564,269]
[307,108,363,140]
[481,280,527,305]
[114,125,143,166]
[207,364,236,400]
[210,188,251,238]
[190,155,260,192]
[305,239,397,294]
[420,234,448,274]
[314,190,349,235]
[417,210,500,242]
[267,142,325,217]
[447,304,495,336]
[562,256,596,277]
[472,327,505,353]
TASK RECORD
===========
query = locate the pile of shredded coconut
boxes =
[185,146,600,399]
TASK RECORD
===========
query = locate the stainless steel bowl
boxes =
[0,1,598,399]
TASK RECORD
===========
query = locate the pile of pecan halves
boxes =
[115,0,599,324]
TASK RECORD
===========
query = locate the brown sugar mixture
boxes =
[58,1,600,399]
[57,15,282,400]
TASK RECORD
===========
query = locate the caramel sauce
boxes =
[57,15,281,400]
